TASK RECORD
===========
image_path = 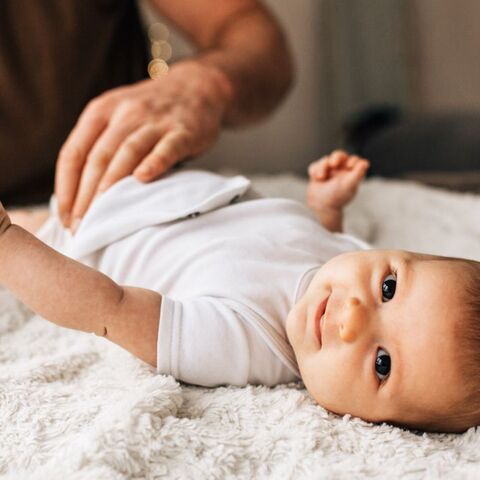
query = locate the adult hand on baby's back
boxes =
[55,61,232,231]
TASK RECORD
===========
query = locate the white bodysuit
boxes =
[37,170,370,387]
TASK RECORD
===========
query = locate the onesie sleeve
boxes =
[157,296,296,387]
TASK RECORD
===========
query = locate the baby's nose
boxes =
[338,297,367,342]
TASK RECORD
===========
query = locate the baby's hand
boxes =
[0,201,11,237]
[307,150,369,212]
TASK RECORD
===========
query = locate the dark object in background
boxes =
[345,106,480,192]
[0,0,149,208]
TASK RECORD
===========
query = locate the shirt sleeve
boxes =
[157,295,296,387]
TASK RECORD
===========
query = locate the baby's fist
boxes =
[307,150,369,211]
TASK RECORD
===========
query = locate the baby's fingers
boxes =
[309,150,351,178]
[344,159,370,189]
[308,157,329,180]
[328,150,349,168]
[346,154,368,169]
[354,158,370,177]
[308,150,363,180]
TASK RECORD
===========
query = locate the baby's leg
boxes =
[8,207,49,235]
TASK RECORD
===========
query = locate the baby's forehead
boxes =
[408,254,467,286]
[390,259,466,413]
[403,258,464,322]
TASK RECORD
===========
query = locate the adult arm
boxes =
[150,0,293,125]
[0,204,161,367]
[55,0,293,231]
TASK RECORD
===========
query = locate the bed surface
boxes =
[0,174,479,479]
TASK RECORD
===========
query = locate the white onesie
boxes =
[37,170,370,387]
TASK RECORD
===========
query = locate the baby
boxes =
[1,150,479,434]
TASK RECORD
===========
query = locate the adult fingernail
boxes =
[62,213,71,226]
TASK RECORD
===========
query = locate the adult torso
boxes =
[0,0,149,204]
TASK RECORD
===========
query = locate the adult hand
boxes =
[55,61,232,231]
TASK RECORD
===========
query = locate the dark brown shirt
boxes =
[0,0,149,205]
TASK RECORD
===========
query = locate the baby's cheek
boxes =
[298,351,326,396]
[303,351,353,415]
[285,304,305,349]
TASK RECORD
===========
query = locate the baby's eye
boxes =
[375,348,391,381]
[382,273,396,302]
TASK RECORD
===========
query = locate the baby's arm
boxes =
[0,203,161,367]
[306,150,369,232]
[8,207,50,234]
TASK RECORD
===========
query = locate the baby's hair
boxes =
[449,257,480,432]
[415,256,480,433]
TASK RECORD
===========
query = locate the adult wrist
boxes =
[169,60,235,118]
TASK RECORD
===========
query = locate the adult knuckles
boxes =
[86,149,112,168]
[170,122,191,135]
[78,106,107,130]
[172,124,197,146]
[174,134,195,155]
[58,144,84,170]
[148,151,172,171]
[115,99,148,120]
[83,97,108,118]
[122,139,143,157]
[87,114,107,130]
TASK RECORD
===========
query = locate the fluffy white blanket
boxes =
[0,176,479,479]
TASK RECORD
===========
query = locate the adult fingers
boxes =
[55,106,109,227]
[69,120,139,231]
[134,127,193,182]
[95,124,167,195]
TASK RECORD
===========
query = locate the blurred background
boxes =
[142,0,480,191]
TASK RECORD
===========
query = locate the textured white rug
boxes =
[0,175,479,479]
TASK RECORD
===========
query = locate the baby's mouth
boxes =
[314,295,329,346]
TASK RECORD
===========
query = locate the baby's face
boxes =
[286,250,466,427]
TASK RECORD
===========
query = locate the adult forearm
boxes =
[187,7,293,126]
